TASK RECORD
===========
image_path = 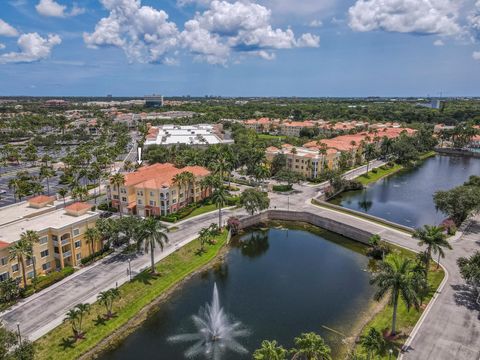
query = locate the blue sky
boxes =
[0,0,479,97]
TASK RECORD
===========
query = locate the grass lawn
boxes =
[35,231,228,360]
[354,260,445,359]
[258,134,287,140]
[182,203,219,220]
[356,164,403,185]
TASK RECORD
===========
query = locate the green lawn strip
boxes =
[182,203,219,220]
[258,134,287,140]
[356,164,403,185]
[354,264,444,359]
[35,232,228,360]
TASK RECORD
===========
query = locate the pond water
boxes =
[100,225,375,360]
[331,155,480,228]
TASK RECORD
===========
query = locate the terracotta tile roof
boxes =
[0,241,9,249]
[65,202,91,211]
[123,163,210,190]
[28,195,55,204]
[266,146,279,152]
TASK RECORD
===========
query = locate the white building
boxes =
[144,124,234,147]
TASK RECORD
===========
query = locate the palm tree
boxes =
[75,303,90,337]
[97,288,120,318]
[180,171,195,204]
[370,254,420,336]
[198,226,212,254]
[9,238,31,287]
[360,327,384,360]
[84,227,101,255]
[290,332,332,360]
[65,308,81,339]
[413,225,452,274]
[71,186,88,202]
[8,178,22,203]
[211,185,228,228]
[20,230,40,287]
[58,187,68,206]
[39,165,56,195]
[136,217,169,273]
[253,340,288,360]
[364,143,377,174]
[110,173,125,216]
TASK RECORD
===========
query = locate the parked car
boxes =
[100,211,113,218]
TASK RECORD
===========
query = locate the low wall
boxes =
[435,147,480,158]
[238,210,377,245]
[311,199,415,234]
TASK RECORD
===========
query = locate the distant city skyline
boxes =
[0,0,479,97]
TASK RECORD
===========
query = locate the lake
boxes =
[331,155,480,228]
[100,224,375,359]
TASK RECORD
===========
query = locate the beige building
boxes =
[0,196,101,285]
[108,163,211,217]
[266,144,339,179]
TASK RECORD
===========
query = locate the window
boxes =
[171,190,176,196]
[172,199,176,204]
[137,199,142,205]
[0,257,7,266]
[27,271,34,279]
[42,263,51,271]
[137,190,143,196]
[73,228,80,236]
[39,236,48,245]
[75,241,81,248]
[76,253,81,261]
[122,197,127,202]
[41,250,49,258]
[11,264,19,273]
[150,191,154,197]
[0,272,9,281]
[25,258,33,267]
[120,188,126,194]
[113,195,119,200]
[149,200,156,206]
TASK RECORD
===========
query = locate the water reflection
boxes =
[234,231,270,258]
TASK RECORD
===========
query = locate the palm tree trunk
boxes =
[150,242,155,273]
[20,258,27,288]
[218,206,222,228]
[436,252,441,270]
[391,290,398,335]
[63,196,66,206]
[32,256,37,290]
[46,177,50,195]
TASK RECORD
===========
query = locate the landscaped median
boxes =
[354,246,445,359]
[34,231,228,360]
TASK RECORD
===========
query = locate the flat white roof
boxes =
[145,124,233,146]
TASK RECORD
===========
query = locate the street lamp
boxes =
[16,322,21,346]
[287,195,290,211]
[128,258,132,281]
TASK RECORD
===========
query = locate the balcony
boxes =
[54,250,72,259]
[53,238,70,246]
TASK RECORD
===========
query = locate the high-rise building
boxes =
[144,94,164,108]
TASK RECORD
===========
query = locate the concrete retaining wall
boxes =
[238,210,376,245]
[435,147,480,158]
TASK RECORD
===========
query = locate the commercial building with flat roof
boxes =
[0,196,101,286]
[144,124,233,147]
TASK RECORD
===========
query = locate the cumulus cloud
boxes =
[0,33,61,64]
[85,0,319,65]
[180,0,319,64]
[348,0,462,36]
[434,39,445,46]
[309,19,323,28]
[473,51,480,60]
[83,0,179,63]
[260,0,336,17]
[0,19,19,37]
[36,0,85,17]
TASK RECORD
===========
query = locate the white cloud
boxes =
[348,0,462,36]
[0,19,19,37]
[0,43,5,50]
[434,39,445,46]
[309,19,323,28]
[0,32,61,64]
[83,0,179,64]
[85,0,319,65]
[473,51,480,60]
[180,0,319,64]
[260,0,336,17]
[35,0,85,18]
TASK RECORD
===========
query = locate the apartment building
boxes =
[265,144,340,179]
[108,163,211,217]
[144,124,233,147]
[280,120,324,137]
[244,118,281,133]
[0,196,101,285]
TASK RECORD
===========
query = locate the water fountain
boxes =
[168,283,250,360]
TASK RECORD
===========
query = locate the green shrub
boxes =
[80,246,112,266]
[371,168,378,174]
[24,267,75,296]
[226,196,241,206]
[272,184,293,192]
